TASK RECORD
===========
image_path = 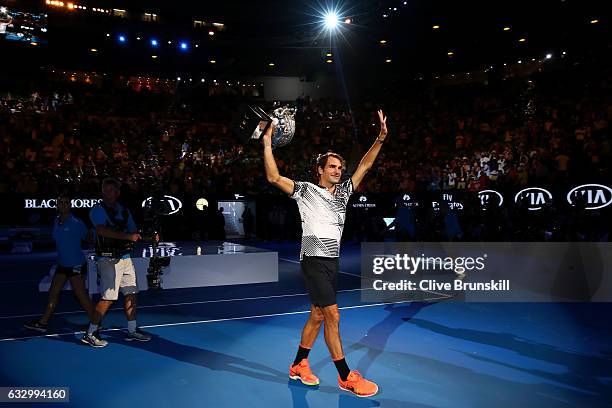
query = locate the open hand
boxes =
[377,110,388,138]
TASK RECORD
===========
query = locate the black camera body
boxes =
[142,191,173,290]
[146,251,170,290]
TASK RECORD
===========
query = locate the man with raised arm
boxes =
[263,110,388,397]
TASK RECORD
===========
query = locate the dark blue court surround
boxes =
[0,242,610,407]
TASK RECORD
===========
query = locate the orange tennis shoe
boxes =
[289,359,320,386]
[338,370,378,397]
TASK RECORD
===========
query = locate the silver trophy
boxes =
[232,104,296,148]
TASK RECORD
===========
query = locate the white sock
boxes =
[87,323,98,335]
[127,320,137,333]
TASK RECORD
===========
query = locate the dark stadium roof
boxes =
[1,0,607,77]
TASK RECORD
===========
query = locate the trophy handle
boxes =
[250,106,273,138]
[251,105,270,120]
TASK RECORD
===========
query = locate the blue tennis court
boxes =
[1,242,610,407]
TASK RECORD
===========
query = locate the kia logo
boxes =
[359,196,368,202]
[478,190,504,208]
[566,184,612,210]
[514,187,552,211]
[141,195,183,215]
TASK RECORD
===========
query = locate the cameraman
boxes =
[82,178,151,347]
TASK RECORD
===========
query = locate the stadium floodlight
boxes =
[324,11,340,30]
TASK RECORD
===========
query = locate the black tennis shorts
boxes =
[300,255,339,307]
[55,263,87,278]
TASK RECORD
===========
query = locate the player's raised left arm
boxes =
[351,109,388,190]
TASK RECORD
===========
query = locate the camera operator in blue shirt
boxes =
[82,178,153,347]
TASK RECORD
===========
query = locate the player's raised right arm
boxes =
[262,124,295,195]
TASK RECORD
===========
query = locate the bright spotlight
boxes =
[180,42,188,50]
[545,53,552,59]
[118,35,126,43]
[150,38,158,47]
[324,12,340,30]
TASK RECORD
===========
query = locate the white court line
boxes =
[0,295,449,342]
[2,257,451,320]
[0,287,371,320]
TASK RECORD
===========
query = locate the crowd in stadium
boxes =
[1,64,609,201]
[0,63,610,242]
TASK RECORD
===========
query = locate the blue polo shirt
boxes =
[52,214,88,267]
[90,202,137,259]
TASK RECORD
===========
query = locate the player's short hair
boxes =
[315,152,346,174]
